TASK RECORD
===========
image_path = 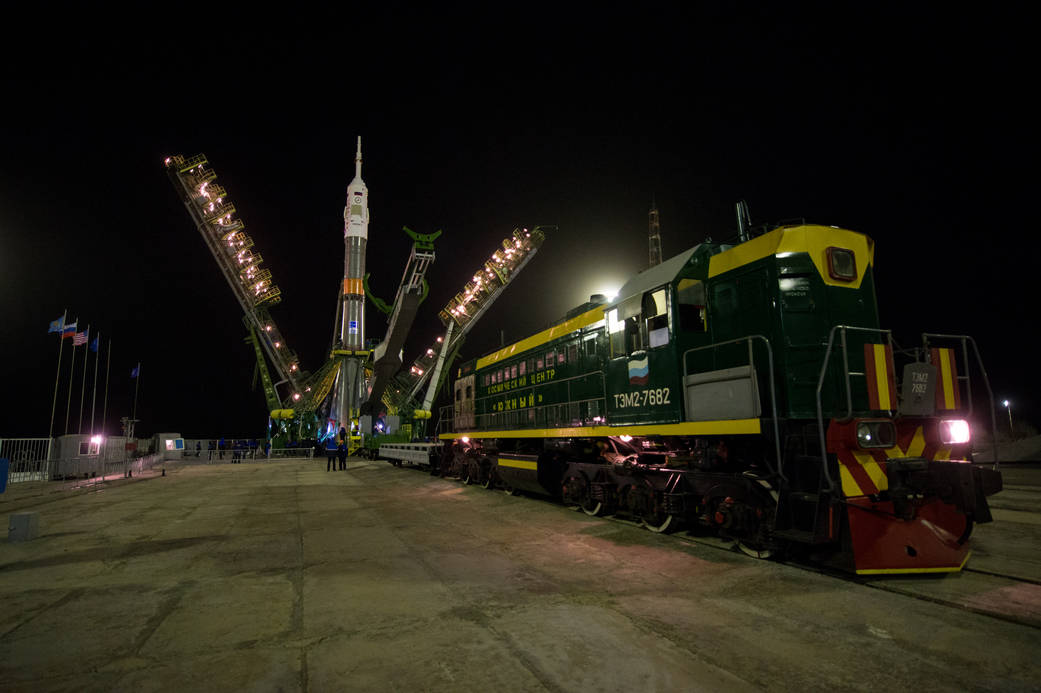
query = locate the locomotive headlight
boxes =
[826,247,857,281]
[939,419,971,445]
[856,420,896,448]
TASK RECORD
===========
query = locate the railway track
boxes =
[421,460,1041,631]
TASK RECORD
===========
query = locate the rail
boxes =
[681,335,784,481]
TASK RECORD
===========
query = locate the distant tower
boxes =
[648,197,663,267]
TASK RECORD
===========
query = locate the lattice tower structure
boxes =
[648,200,663,267]
[166,154,303,401]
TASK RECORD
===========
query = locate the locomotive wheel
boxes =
[481,469,494,489]
[708,492,775,560]
[563,474,596,513]
[735,540,774,560]
[563,475,583,511]
[504,484,519,496]
[643,512,676,534]
[638,480,676,533]
[582,498,604,517]
[461,467,472,485]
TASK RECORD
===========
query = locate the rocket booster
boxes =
[341,136,369,350]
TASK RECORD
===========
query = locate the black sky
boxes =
[1,7,1035,437]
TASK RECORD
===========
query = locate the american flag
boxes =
[73,332,88,346]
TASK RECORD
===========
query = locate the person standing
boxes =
[337,440,348,471]
[326,437,337,472]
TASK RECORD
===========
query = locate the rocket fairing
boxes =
[341,136,369,350]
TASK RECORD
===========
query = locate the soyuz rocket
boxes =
[337,136,369,430]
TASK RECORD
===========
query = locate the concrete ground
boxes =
[1,459,1039,692]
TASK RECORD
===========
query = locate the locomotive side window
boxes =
[608,308,624,356]
[677,279,707,332]
[519,360,526,376]
[644,288,669,347]
[712,282,739,337]
[624,316,642,354]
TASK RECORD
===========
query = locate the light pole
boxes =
[1003,399,1013,436]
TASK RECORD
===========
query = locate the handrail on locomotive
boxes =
[814,325,1000,496]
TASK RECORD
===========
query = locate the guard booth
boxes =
[155,433,185,460]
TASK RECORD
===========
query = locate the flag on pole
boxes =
[130,364,140,378]
[90,335,100,352]
[62,322,78,338]
[73,332,88,346]
[48,316,66,333]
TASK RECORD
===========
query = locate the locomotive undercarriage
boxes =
[445,435,789,558]
[439,416,998,572]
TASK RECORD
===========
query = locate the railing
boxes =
[814,325,893,492]
[1,438,53,483]
[921,332,1000,467]
[179,447,314,462]
[681,335,784,481]
[50,453,165,485]
[813,326,1000,493]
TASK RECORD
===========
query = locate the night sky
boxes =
[1,7,1035,438]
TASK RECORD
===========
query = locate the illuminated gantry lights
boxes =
[439,227,542,328]
[166,154,282,308]
[167,153,300,390]
[390,228,543,403]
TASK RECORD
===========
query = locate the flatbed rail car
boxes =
[434,222,1002,575]
[378,442,442,468]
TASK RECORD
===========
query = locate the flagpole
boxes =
[64,317,79,435]
[90,331,101,436]
[131,363,141,439]
[101,340,112,437]
[77,325,90,434]
[48,309,67,439]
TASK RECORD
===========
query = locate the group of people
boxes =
[325,427,349,471]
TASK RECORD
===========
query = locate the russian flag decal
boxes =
[628,355,649,385]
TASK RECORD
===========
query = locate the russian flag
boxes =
[628,356,649,385]
[62,322,78,339]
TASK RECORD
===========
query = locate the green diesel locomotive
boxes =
[438,222,1002,574]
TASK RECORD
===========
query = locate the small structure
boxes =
[155,433,185,460]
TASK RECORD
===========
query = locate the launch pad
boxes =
[165,142,548,452]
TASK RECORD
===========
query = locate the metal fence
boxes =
[49,452,166,485]
[1,438,53,483]
[2,436,317,487]
[174,447,315,464]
